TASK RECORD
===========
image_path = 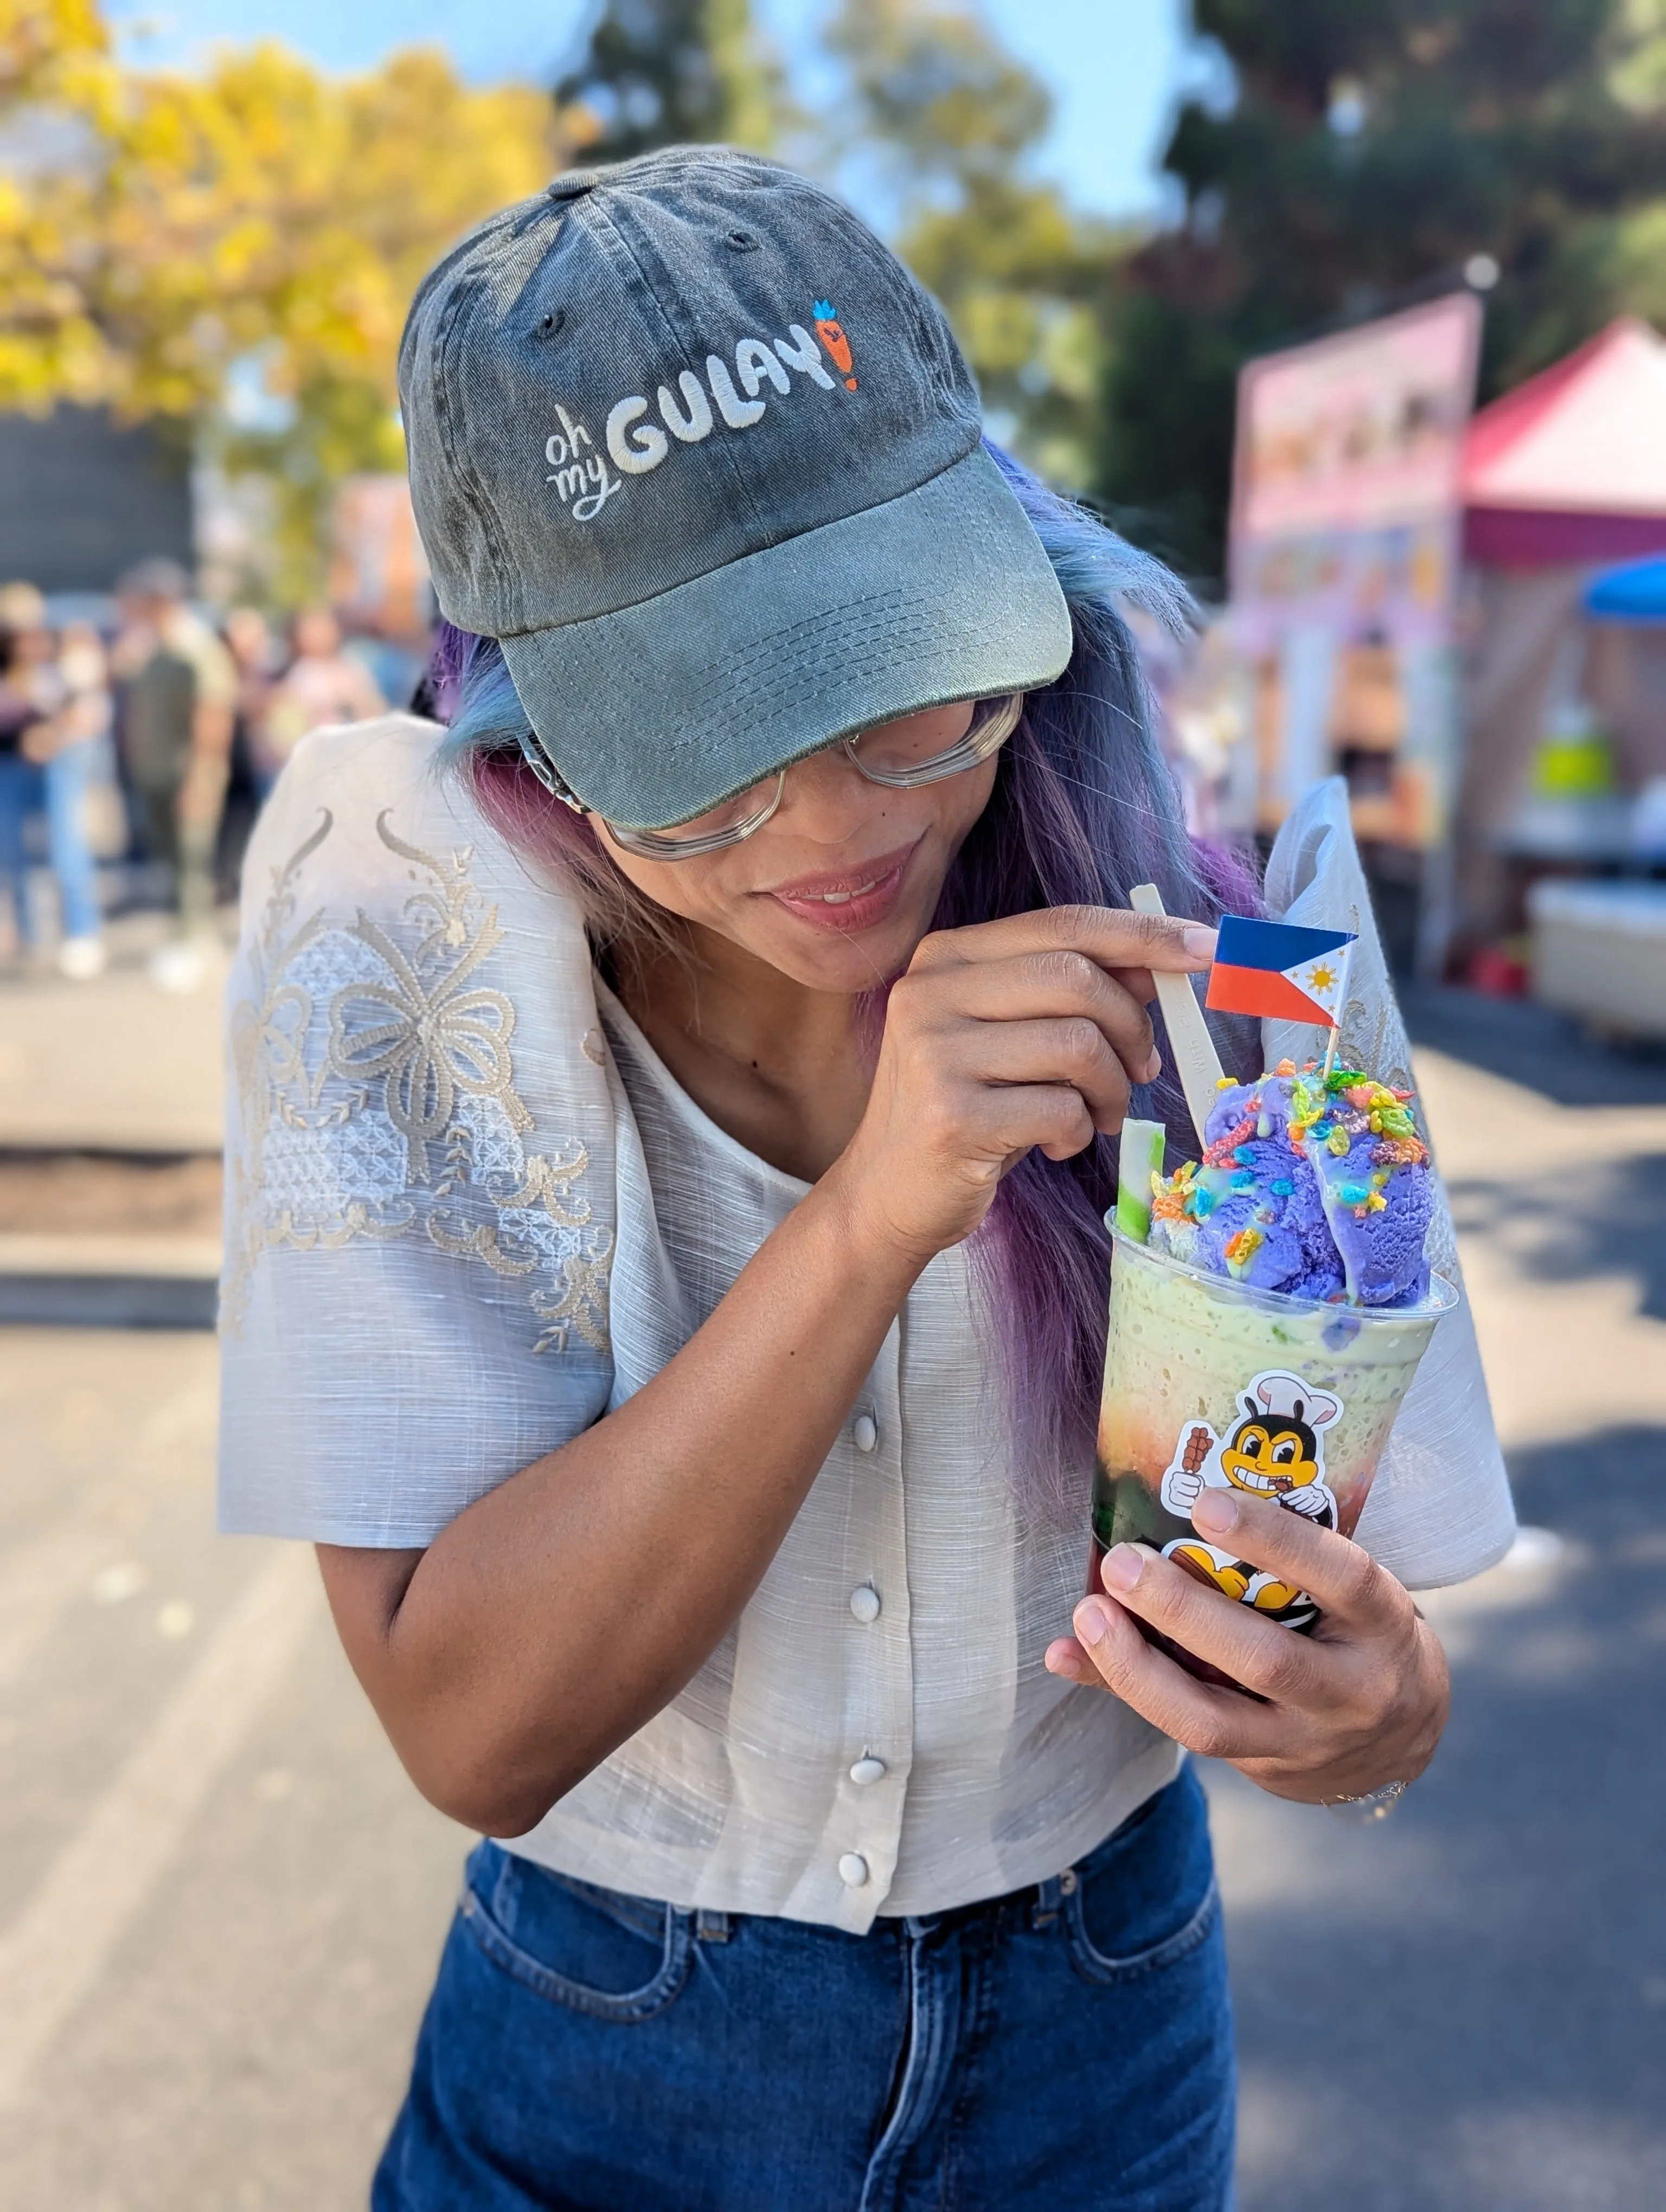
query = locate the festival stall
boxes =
[1222,293,1484,972]
[1453,318,1666,967]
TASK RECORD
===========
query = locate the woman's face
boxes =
[594,706,998,994]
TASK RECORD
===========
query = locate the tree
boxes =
[823,0,1117,488]
[1096,1,1666,585]
[553,0,785,162]
[1,3,565,597]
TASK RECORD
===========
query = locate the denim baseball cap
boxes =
[399,146,1072,831]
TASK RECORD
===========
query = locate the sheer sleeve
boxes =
[216,715,617,1546]
[1261,777,1517,1589]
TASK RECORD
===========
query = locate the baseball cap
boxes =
[399,146,1072,831]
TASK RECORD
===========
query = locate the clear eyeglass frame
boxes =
[516,692,1026,861]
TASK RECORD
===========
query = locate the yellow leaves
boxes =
[0,9,560,423]
[2,0,111,98]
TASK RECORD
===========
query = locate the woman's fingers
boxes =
[953,1017,1135,1133]
[940,948,1161,1082]
[1050,1599,1288,1762]
[912,903,1216,980]
[1087,1542,1334,1702]
[959,1081,1098,1164]
[1186,1490,1404,1631]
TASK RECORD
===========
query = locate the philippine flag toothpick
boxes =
[1204,916,1357,1030]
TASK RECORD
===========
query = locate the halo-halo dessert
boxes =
[1091,1061,1455,1677]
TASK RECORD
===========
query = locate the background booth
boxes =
[1454,318,1666,961]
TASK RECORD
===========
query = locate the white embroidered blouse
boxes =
[219,716,1515,1934]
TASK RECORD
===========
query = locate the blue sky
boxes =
[106,0,1208,221]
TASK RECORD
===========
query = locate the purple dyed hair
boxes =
[434,443,1260,1500]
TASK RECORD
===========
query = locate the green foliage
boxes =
[1096,0,1666,586]
[555,0,786,160]
[824,0,1117,488]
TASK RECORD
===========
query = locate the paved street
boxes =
[1219,1015,1666,2212]
[0,983,1663,2208]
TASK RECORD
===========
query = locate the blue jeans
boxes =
[0,744,101,942]
[374,1766,1234,2211]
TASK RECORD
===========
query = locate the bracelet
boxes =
[1322,1779,1408,1823]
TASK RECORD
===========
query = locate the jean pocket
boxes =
[458,1843,693,2022]
[1062,1771,1222,1986]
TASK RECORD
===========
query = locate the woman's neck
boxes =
[612,921,872,1184]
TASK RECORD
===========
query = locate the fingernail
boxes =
[1102,1545,1144,1592]
[1074,1598,1112,1644]
[1141,1050,1163,1084]
[1194,1487,1238,1535]
[1046,1644,1083,1679]
[1181,924,1218,962]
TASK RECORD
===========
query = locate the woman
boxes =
[252,606,385,795]
[220,151,1511,2210]
[0,587,107,976]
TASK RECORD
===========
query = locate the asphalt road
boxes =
[1,999,1662,2210]
[1218,1005,1666,2212]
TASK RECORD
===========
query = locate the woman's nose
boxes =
[773,743,892,836]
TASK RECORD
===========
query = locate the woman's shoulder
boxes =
[229,710,606,1178]
[258,710,465,848]
[221,711,618,1375]
[244,712,586,947]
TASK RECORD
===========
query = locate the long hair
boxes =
[437,443,1259,1503]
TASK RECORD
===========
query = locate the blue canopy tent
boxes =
[1586,556,1666,622]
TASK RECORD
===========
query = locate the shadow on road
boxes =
[1446,1151,1666,1322]
[1402,982,1666,1110]
[1213,1423,1666,2212]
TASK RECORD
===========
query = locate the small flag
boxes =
[1205,916,1357,1029]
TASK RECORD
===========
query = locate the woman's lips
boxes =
[761,841,920,933]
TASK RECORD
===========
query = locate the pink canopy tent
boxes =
[1463,318,1666,564]
[1453,319,1666,950]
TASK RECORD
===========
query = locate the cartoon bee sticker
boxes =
[813,300,857,389]
[1157,1370,1343,1631]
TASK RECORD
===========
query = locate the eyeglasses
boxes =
[517,693,1025,860]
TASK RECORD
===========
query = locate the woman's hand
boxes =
[1044,1487,1450,1803]
[827,904,1216,1265]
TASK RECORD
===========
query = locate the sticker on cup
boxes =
[1156,1369,1343,1634]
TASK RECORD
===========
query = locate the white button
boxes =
[837,1852,870,1887]
[849,1756,887,1786]
[852,1413,878,1453]
[848,1584,881,1624]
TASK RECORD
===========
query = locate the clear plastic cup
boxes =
[1090,1224,1457,1677]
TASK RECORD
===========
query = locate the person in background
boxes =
[223,605,284,781]
[219,605,286,886]
[254,607,385,794]
[110,558,238,992]
[0,584,107,979]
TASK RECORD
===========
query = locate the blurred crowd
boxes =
[0,563,390,991]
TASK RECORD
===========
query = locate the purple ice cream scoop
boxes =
[1146,1065,1433,1307]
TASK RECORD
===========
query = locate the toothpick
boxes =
[1129,884,1226,1147]
[1322,1024,1340,1082]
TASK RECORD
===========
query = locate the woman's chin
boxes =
[746,906,926,994]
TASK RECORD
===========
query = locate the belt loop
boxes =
[1031,1874,1062,1929]
[695,1907,731,1943]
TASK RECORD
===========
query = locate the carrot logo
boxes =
[812,300,857,390]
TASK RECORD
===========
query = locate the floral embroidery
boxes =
[328,812,531,1185]
[221,806,613,1353]
[533,1234,614,1355]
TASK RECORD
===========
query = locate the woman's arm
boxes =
[323,1174,915,1835]
[319,904,1213,1836]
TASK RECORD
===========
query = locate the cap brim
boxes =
[499,444,1072,831]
